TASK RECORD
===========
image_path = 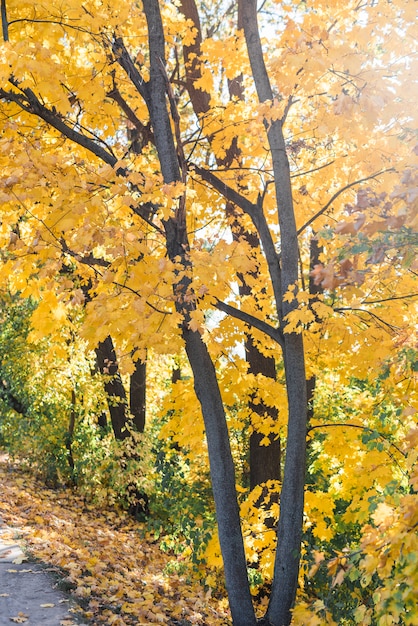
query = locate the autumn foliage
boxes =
[0,0,417,625]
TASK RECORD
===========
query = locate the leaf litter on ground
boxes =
[0,458,231,626]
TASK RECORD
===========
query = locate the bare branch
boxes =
[363,293,418,305]
[7,17,96,36]
[308,423,406,458]
[297,168,395,235]
[290,159,335,179]
[335,306,399,331]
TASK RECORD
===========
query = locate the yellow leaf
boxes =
[10,614,28,624]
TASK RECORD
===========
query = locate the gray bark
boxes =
[184,329,257,626]
[179,0,282,495]
[239,2,308,624]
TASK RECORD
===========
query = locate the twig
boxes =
[308,423,406,459]
[297,169,395,235]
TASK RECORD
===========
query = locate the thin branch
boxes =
[363,293,418,305]
[7,17,94,35]
[335,306,399,331]
[308,423,406,458]
[158,56,187,183]
[281,94,297,124]
[290,159,335,179]
[63,239,170,316]
[297,168,395,235]
[215,299,284,348]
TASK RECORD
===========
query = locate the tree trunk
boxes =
[142,2,257,622]
[246,336,281,490]
[307,236,323,423]
[184,328,257,626]
[66,390,76,481]
[95,335,129,440]
[239,2,308,624]
[130,358,146,433]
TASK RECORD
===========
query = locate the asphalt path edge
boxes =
[0,518,89,626]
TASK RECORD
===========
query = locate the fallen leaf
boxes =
[10,613,29,623]
[40,603,55,608]
[13,555,28,564]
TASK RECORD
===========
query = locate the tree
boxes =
[0,1,416,625]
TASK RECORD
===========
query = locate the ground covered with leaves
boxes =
[0,457,231,626]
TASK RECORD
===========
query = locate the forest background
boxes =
[0,1,417,625]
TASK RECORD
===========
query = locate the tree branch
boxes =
[0,83,118,167]
[290,159,335,179]
[335,306,399,331]
[110,36,151,106]
[363,293,418,305]
[192,163,258,221]
[1,81,164,233]
[106,77,154,145]
[192,163,283,316]
[297,168,395,235]
[60,239,110,268]
[215,299,284,348]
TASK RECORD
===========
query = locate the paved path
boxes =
[0,521,88,626]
